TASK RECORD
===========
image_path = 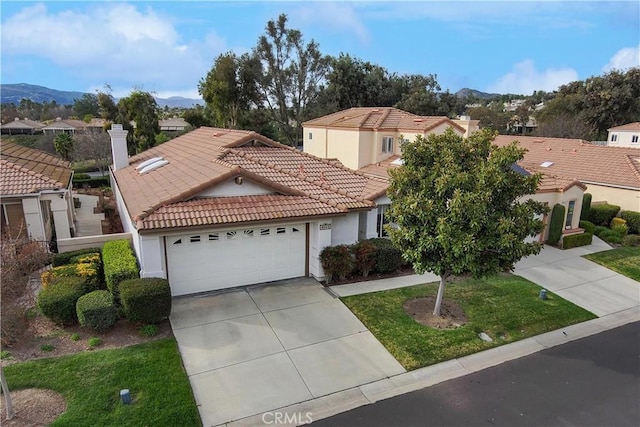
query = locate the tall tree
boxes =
[394,74,441,115]
[96,88,119,122]
[387,129,547,316]
[73,93,100,119]
[53,132,74,160]
[117,90,160,153]
[255,14,330,145]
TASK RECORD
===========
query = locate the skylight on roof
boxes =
[391,158,404,165]
[540,161,554,168]
[136,157,164,170]
[139,159,169,174]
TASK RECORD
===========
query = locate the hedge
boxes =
[374,246,404,273]
[622,235,640,247]
[562,232,593,249]
[37,276,87,325]
[598,230,623,244]
[620,211,640,234]
[41,261,102,292]
[103,239,139,298]
[580,193,592,221]
[52,247,102,267]
[76,290,118,332]
[320,245,354,284]
[119,278,172,323]
[72,176,110,188]
[352,240,377,277]
[589,203,620,226]
[579,220,595,235]
[547,204,565,245]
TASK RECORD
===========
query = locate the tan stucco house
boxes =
[0,141,76,242]
[606,122,640,148]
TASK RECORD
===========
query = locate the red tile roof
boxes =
[0,141,72,195]
[608,122,640,132]
[113,127,389,231]
[303,107,466,133]
[492,135,640,190]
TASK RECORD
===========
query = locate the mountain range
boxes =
[0,83,204,108]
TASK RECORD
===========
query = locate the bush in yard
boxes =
[594,226,608,237]
[37,276,87,325]
[119,278,172,323]
[562,232,593,249]
[588,203,620,226]
[103,239,139,298]
[368,238,404,273]
[320,245,354,284]
[547,204,565,245]
[599,230,623,245]
[611,223,629,237]
[620,211,640,234]
[76,290,117,332]
[580,193,592,220]
[622,235,640,247]
[610,217,626,228]
[579,220,595,235]
[351,241,377,277]
[41,261,102,292]
[52,247,101,267]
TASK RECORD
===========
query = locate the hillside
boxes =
[0,83,204,108]
[455,88,502,99]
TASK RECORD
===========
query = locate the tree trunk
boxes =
[1,366,14,420]
[433,274,447,316]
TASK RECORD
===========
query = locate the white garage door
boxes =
[166,224,306,296]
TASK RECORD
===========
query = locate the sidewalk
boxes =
[231,239,640,426]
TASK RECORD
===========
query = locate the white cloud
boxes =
[603,45,640,72]
[1,3,225,96]
[487,60,579,94]
[291,2,369,43]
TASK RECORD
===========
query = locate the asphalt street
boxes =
[313,321,640,427]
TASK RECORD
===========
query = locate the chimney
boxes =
[108,124,129,171]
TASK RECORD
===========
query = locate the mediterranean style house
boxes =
[0,141,76,242]
[108,125,389,296]
[606,122,640,148]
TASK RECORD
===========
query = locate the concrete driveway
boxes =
[170,278,405,426]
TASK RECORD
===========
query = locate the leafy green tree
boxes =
[255,14,330,146]
[53,132,74,160]
[96,88,119,121]
[387,129,547,316]
[117,90,160,153]
[182,106,211,128]
[467,104,510,133]
[73,93,100,119]
[394,74,441,115]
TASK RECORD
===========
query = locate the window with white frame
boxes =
[381,136,394,153]
[610,134,618,142]
[376,204,390,237]
[632,135,639,144]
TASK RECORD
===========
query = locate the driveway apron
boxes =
[170,278,405,426]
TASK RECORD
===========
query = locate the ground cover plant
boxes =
[3,339,200,426]
[341,274,596,370]
[584,247,640,282]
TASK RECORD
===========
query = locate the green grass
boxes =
[40,344,55,352]
[584,247,640,281]
[4,338,200,426]
[341,274,596,370]
[88,337,103,348]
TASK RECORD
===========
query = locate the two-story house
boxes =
[607,123,640,148]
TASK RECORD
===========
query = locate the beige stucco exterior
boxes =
[525,185,585,241]
[607,129,640,148]
[584,183,640,212]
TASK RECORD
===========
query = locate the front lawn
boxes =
[341,274,596,370]
[583,247,640,282]
[4,338,201,426]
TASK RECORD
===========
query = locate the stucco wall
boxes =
[607,131,640,148]
[309,219,333,280]
[331,212,360,246]
[303,126,328,159]
[326,129,362,169]
[585,184,640,212]
[195,178,274,197]
[57,232,132,253]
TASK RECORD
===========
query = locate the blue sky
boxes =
[1,1,638,99]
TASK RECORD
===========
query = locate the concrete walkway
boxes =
[231,238,640,426]
[73,194,103,237]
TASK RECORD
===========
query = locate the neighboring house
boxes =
[493,135,640,212]
[42,118,104,134]
[606,122,640,148]
[0,141,76,242]
[452,115,480,137]
[0,118,45,135]
[108,125,389,296]
[159,117,190,132]
[302,107,467,170]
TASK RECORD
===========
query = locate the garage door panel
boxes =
[166,224,307,296]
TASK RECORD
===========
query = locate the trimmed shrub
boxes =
[320,245,354,284]
[76,290,117,332]
[594,226,608,237]
[119,278,172,323]
[579,220,595,235]
[589,203,621,226]
[374,246,404,273]
[52,247,101,267]
[562,232,593,249]
[368,238,395,248]
[621,211,640,234]
[547,204,565,245]
[351,240,377,277]
[610,217,627,228]
[103,239,139,298]
[37,276,86,325]
[73,173,91,180]
[72,176,110,188]
[599,230,623,244]
[611,223,629,237]
[41,261,102,292]
[622,235,640,247]
[580,193,592,220]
